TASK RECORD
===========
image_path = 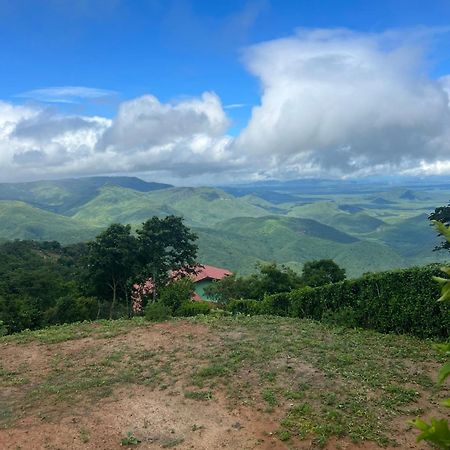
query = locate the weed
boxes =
[121,431,141,445]
[79,427,90,443]
[184,390,212,401]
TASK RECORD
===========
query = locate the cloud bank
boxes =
[1,28,450,183]
[237,28,450,178]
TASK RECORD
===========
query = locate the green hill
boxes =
[195,216,404,276]
[0,176,447,277]
[72,186,270,227]
[0,176,171,214]
[0,201,101,243]
[369,213,448,263]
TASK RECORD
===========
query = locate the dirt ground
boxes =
[0,320,439,449]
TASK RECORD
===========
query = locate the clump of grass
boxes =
[121,431,141,445]
[184,390,212,401]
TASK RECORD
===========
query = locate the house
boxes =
[131,264,231,312]
[190,265,232,301]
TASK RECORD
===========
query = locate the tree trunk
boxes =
[124,288,130,318]
[110,279,117,319]
[96,298,101,320]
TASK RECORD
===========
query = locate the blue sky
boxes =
[1,0,450,183]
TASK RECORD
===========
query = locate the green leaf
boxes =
[434,343,450,354]
[434,220,450,243]
[438,362,450,385]
[441,398,450,408]
[433,276,450,285]
[437,282,450,302]
[413,417,450,448]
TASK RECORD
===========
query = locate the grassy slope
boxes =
[0,316,447,448]
[0,200,101,243]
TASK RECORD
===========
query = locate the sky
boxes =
[1,0,450,185]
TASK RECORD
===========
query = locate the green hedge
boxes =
[176,301,211,317]
[227,266,450,338]
[227,299,262,315]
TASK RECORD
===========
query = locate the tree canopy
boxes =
[136,215,198,297]
[301,259,346,287]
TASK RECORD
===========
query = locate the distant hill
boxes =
[72,186,270,227]
[196,215,405,276]
[0,176,171,214]
[0,175,449,276]
[0,200,100,243]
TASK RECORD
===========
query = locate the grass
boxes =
[0,317,147,345]
[1,315,448,447]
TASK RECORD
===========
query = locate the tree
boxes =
[87,224,138,318]
[136,216,198,300]
[256,263,303,296]
[301,259,346,287]
[429,203,450,251]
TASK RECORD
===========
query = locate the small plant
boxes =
[411,220,450,448]
[184,390,213,401]
[79,427,90,443]
[121,431,141,446]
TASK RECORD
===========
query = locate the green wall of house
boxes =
[194,279,215,301]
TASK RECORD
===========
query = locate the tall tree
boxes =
[87,223,138,318]
[136,216,198,300]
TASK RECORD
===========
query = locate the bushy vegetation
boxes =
[226,266,449,338]
[0,240,96,334]
[205,260,345,304]
[175,301,211,317]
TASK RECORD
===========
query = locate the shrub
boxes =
[176,301,211,317]
[0,320,7,336]
[321,306,359,328]
[159,278,194,314]
[260,292,291,316]
[45,295,98,325]
[144,302,172,322]
[227,299,262,315]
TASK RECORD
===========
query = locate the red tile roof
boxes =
[192,264,232,282]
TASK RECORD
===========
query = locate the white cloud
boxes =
[2,28,450,183]
[16,86,117,104]
[235,28,450,178]
[0,93,239,182]
[224,103,247,109]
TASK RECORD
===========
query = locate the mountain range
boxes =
[0,176,449,276]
